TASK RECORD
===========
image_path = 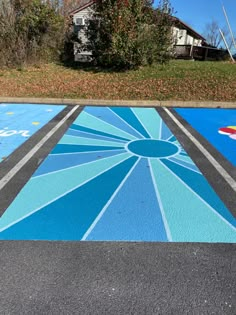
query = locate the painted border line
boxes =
[0,105,80,191]
[163,107,236,192]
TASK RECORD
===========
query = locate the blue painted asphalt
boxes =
[0,103,65,162]
[175,108,236,166]
[0,106,235,243]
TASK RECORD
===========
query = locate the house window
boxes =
[179,30,184,38]
[75,18,84,26]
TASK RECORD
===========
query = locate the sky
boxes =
[154,0,236,36]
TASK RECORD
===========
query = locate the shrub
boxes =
[86,0,174,69]
[0,0,65,67]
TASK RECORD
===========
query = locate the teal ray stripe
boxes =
[160,121,173,140]
[70,124,130,142]
[59,135,124,147]
[131,108,162,139]
[0,156,138,240]
[111,107,151,138]
[74,111,137,141]
[0,152,131,232]
[51,144,124,154]
[150,159,236,242]
[180,152,189,156]
[161,159,236,226]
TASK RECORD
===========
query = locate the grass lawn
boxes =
[0,60,236,101]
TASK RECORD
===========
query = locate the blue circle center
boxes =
[127,139,179,158]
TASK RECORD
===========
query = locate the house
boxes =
[171,16,207,60]
[69,0,95,61]
[171,17,229,60]
[171,17,205,47]
[70,2,225,61]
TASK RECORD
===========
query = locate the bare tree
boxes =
[203,20,229,48]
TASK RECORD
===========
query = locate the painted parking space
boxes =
[0,106,235,242]
[0,103,65,162]
[175,108,236,166]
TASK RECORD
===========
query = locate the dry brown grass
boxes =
[0,60,236,101]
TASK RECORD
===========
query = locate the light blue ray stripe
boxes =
[150,159,236,242]
[67,128,126,143]
[168,157,201,173]
[162,158,236,226]
[131,107,162,139]
[0,152,131,231]
[73,111,137,141]
[174,154,194,164]
[84,107,142,139]
[160,122,173,140]
[70,124,130,142]
[50,149,124,156]
[85,158,168,241]
[82,158,141,240]
[58,135,125,147]
[33,150,126,178]
[51,144,124,154]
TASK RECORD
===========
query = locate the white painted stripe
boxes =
[159,159,236,231]
[68,128,127,143]
[163,107,236,192]
[166,135,176,141]
[59,136,125,147]
[82,157,141,240]
[172,156,195,166]
[174,154,193,164]
[0,105,80,191]
[49,149,126,156]
[159,119,163,140]
[0,154,132,233]
[148,159,172,241]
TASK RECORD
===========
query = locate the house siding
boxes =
[73,7,93,45]
[72,6,94,60]
[172,27,202,47]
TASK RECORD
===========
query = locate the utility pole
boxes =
[222,4,236,50]
[219,28,235,62]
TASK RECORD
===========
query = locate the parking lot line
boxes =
[163,107,236,192]
[0,105,80,191]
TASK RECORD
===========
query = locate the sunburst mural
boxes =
[0,107,235,242]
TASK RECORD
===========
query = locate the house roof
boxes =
[69,0,95,16]
[172,16,205,41]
